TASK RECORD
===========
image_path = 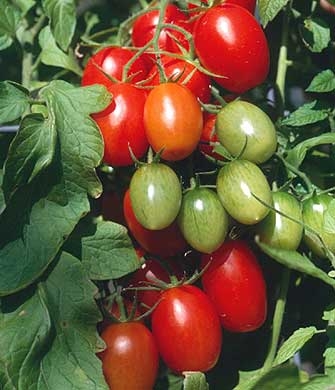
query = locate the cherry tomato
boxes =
[93,83,149,166]
[216,100,277,164]
[81,46,148,88]
[320,0,335,14]
[256,191,303,250]
[201,240,267,332]
[189,0,256,15]
[144,83,203,161]
[302,193,335,258]
[193,4,270,93]
[216,159,272,225]
[178,186,229,253]
[151,285,222,373]
[123,190,188,257]
[199,113,224,160]
[99,322,159,389]
[146,55,211,103]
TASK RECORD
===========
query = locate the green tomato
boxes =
[302,193,335,258]
[256,191,303,250]
[216,159,272,225]
[178,187,229,254]
[130,163,182,230]
[215,100,277,164]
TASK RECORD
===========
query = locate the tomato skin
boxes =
[93,83,148,166]
[151,285,222,373]
[216,101,277,164]
[201,240,267,332]
[199,113,223,159]
[123,190,188,257]
[144,83,203,161]
[256,191,303,250]
[193,4,270,93]
[99,322,159,390]
[216,159,272,225]
[302,193,335,258]
[178,187,229,253]
[189,0,256,15]
[147,56,211,103]
[82,46,148,87]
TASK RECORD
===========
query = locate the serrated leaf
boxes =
[234,369,263,390]
[256,238,335,288]
[183,372,209,390]
[258,0,289,27]
[42,0,76,51]
[281,101,328,127]
[39,26,82,76]
[251,365,301,390]
[274,327,318,366]
[0,81,29,125]
[301,17,331,53]
[64,218,139,280]
[306,70,335,93]
[286,132,335,168]
[0,81,110,295]
[3,114,56,201]
[0,252,108,389]
[323,308,335,323]
[0,0,21,37]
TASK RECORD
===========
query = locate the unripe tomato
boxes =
[130,163,182,230]
[302,193,335,258]
[193,4,270,93]
[199,113,224,160]
[178,187,229,253]
[123,190,188,256]
[151,285,222,373]
[256,191,303,250]
[216,101,277,164]
[93,83,148,166]
[201,240,267,332]
[144,83,203,161]
[99,322,159,389]
[216,159,272,225]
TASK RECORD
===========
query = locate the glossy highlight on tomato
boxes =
[201,240,267,332]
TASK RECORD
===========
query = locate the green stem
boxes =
[263,267,291,371]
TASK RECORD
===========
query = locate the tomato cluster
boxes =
[81,0,335,387]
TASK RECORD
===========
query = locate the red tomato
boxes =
[188,0,256,14]
[123,190,188,256]
[151,285,222,373]
[201,240,267,332]
[199,113,224,160]
[93,83,149,166]
[99,322,159,389]
[144,83,203,161]
[131,5,189,55]
[147,55,211,103]
[81,46,148,87]
[193,4,270,93]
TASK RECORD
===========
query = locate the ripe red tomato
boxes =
[99,322,159,389]
[144,82,203,161]
[131,5,189,55]
[199,113,224,159]
[152,285,222,373]
[93,83,149,166]
[146,55,211,103]
[123,190,188,257]
[81,46,148,87]
[193,4,270,93]
[188,0,256,15]
[201,240,267,332]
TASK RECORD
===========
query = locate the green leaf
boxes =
[301,373,335,390]
[301,17,331,53]
[39,26,82,76]
[281,101,328,127]
[324,200,335,235]
[255,238,335,288]
[183,372,209,390]
[12,0,36,15]
[0,34,13,50]
[286,132,335,168]
[273,327,318,366]
[0,252,108,389]
[234,369,263,390]
[0,0,21,37]
[0,169,4,214]
[64,218,139,280]
[258,0,289,27]
[0,81,109,295]
[251,365,301,390]
[42,0,76,51]
[3,114,56,201]
[0,81,29,125]
[306,70,335,93]
[324,326,335,368]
